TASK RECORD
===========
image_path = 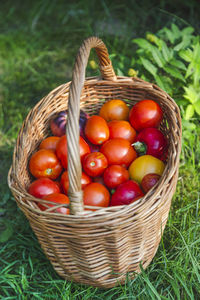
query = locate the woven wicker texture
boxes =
[8,37,182,288]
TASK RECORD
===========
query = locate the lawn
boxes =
[0,0,200,299]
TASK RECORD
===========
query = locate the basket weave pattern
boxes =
[8,37,181,288]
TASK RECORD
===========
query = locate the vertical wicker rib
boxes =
[8,37,181,288]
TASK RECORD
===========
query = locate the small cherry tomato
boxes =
[61,171,92,194]
[83,182,110,208]
[82,152,108,177]
[129,99,163,131]
[56,135,90,169]
[100,138,137,167]
[38,193,70,214]
[99,99,130,121]
[133,127,168,159]
[103,165,129,189]
[129,155,165,184]
[39,136,60,152]
[29,149,62,179]
[108,120,136,143]
[28,178,61,198]
[84,115,109,145]
[110,180,144,206]
[141,173,161,193]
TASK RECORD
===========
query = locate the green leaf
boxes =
[179,49,193,62]
[174,35,193,51]
[171,24,181,40]
[193,100,200,115]
[185,104,194,120]
[183,86,199,103]
[164,65,186,82]
[151,46,165,68]
[162,28,175,44]
[154,74,172,94]
[161,41,172,62]
[132,38,153,51]
[117,68,124,76]
[0,220,13,243]
[182,26,194,35]
[182,119,196,131]
[140,57,157,76]
[169,59,187,70]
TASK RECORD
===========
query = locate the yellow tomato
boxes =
[128,155,165,184]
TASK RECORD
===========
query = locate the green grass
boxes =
[1,0,200,299]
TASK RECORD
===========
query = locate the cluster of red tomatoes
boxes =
[28,99,168,214]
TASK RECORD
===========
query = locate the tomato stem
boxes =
[132,141,147,156]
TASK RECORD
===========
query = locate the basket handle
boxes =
[66,36,116,215]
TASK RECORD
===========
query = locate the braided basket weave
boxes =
[8,37,181,288]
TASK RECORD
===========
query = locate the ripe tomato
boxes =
[28,178,61,198]
[108,120,136,143]
[128,155,165,184]
[39,136,60,152]
[99,99,130,121]
[83,182,110,208]
[29,149,62,179]
[82,152,108,177]
[84,115,109,145]
[38,193,70,214]
[110,180,144,206]
[100,138,137,167]
[129,99,163,131]
[103,165,129,189]
[141,173,161,193]
[61,171,92,194]
[56,135,90,169]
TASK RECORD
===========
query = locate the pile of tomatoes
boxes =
[28,99,168,214]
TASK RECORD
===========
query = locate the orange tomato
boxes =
[29,149,62,179]
[84,115,109,145]
[39,136,60,152]
[83,182,110,209]
[99,99,130,121]
[108,120,136,143]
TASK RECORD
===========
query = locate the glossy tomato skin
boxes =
[29,149,62,179]
[38,193,70,214]
[141,173,161,193]
[99,99,130,121]
[83,182,110,208]
[84,115,109,145]
[110,180,144,206]
[82,152,108,177]
[100,138,137,167]
[103,165,129,189]
[129,155,165,184]
[39,136,60,152]
[108,120,136,143]
[129,100,163,131]
[133,128,168,159]
[28,178,61,198]
[56,135,90,169]
[61,171,92,194]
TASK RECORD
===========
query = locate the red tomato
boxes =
[39,136,60,152]
[38,193,70,214]
[129,99,163,131]
[93,176,105,186]
[83,183,110,208]
[28,178,61,198]
[99,99,130,121]
[56,135,90,169]
[103,165,129,189]
[100,138,137,167]
[110,180,144,206]
[29,149,62,179]
[108,120,136,143]
[61,171,92,194]
[84,115,109,145]
[82,152,108,177]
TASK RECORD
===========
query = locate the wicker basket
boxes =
[8,37,182,288]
